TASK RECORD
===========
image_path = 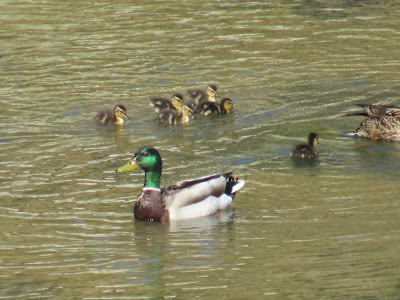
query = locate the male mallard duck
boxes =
[157,103,194,125]
[150,93,184,113]
[95,104,130,126]
[290,132,319,160]
[116,146,245,222]
[347,104,400,141]
[188,84,219,105]
[194,98,234,116]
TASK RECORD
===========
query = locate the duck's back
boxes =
[157,109,178,125]
[290,144,317,159]
[95,108,115,125]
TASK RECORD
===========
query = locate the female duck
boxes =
[348,104,400,141]
[157,104,194,125]
[290,132,319,160]
[150,93,184,113]
[116,146,245,222]
[194,98,234,116]
[95,104,130,126]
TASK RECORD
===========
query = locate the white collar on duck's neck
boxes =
[143,187,161,192]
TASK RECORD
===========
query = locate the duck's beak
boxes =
[124,114,131,120]
[116,159,139,173]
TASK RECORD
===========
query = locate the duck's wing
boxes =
[95,108,113,125]
[162,172,232,210]
[353,104,400,118]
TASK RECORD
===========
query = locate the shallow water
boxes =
[1,0,400,299]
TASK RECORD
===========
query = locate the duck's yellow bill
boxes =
[116,159,139,173]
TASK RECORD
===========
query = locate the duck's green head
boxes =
[116,146,162,173]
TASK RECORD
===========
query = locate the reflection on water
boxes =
[1,0,400,299]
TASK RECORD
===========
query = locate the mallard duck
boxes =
[187,84,219,105]
[116,146,245,222]
[95,104,130,126]
[194,98,234,115]
[290,132,319,160]
[150,93,184,113]
[348,104,400,141]
[157,103,194,125]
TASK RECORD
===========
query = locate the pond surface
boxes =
[1,0,400,299]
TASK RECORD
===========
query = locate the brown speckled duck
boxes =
[95,104,130,126]
[116,146,245,222]
[290,132,319,160]
[348,104,400,141]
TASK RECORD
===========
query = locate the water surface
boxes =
[1,0,400,299]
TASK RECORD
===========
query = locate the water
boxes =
[1,0,400,299]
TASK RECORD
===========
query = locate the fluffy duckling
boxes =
[187,84,219,105]
[157,103,194,125]
[346,104,400,141]
[290,132,319,160]
[150,93,184,113]
[116,146,245,222]
[194,98,234,116]
[95,104,130,126]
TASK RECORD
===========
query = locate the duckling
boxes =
[194,98,234,116]
[290,132,319,160]
[187,84,219,106]
[150,93,184,113]
[95,104,130,126]
[157,103,194,125]
[116,146,245,222]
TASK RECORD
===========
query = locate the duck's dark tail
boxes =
[225,176,245,199]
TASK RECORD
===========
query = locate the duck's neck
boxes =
[144,168,162,189]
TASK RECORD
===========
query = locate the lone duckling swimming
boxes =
[194,98,234,116]
[347,104,400,141]
[116,146,245,222]
[157,104,194,125]
[95,104,130,126]
[187,84,219,106]
[290,132,319,160]
[150,93,184,113]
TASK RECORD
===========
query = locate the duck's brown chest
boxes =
[134,189,169,222]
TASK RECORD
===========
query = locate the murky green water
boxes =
[1,0,400,299]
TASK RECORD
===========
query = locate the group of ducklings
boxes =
[95,84,234,127]
[95,95,400,222]
[150,84,235,125]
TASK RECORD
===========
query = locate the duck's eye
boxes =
[142,152,149,157]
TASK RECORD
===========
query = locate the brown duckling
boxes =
[95,104,130,126]
[187,84,219,106]
[194,98,234,116]
[290,132,319,160]
[150,93,184,113]
[157,103,194,125]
